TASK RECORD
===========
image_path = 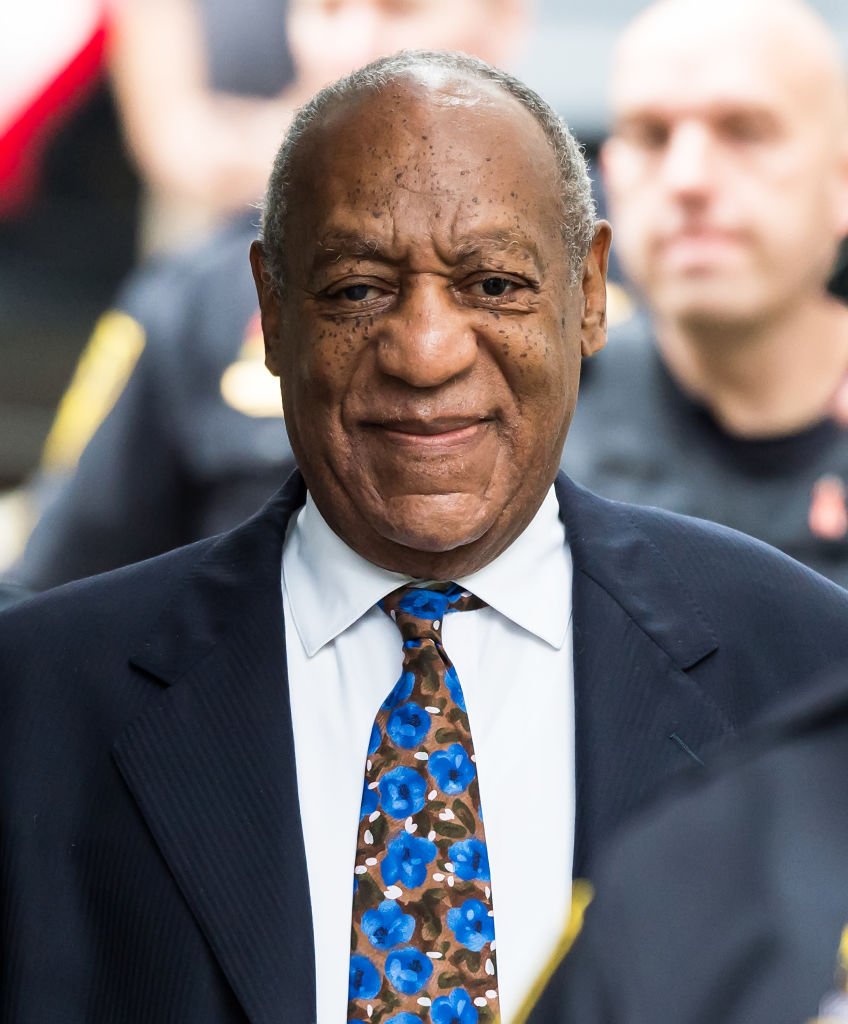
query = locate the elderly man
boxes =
[3,52,848,1024]
[564,0,848,586]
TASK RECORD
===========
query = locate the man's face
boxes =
[602,16,848,330]
[288,0,528,93]
[253,74,609,577]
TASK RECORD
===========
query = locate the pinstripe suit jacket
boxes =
[3,472,848,1023]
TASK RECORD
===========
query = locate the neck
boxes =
[655,295,848,437]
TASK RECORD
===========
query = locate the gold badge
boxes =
[219,310,284,418]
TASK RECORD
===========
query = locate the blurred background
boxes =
[2,0,848,577]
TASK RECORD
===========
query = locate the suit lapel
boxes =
[555,475,725,875]
[114,473,315,1024]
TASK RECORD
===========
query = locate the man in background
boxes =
[8,0,531,590]
[564,0,848,586]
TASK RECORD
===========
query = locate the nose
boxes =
[375,277,478,389]
[660,121,715,199]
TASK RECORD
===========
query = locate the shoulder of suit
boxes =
[0,535,217,660]
[0,476,299,663]
[567,478,848,629]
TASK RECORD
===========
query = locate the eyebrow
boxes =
[310,230,545,274]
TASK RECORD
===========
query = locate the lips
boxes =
[659,225,743,250]
[365,415,493,449]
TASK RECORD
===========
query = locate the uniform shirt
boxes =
[565,317,848,587]
[283,487,574,1022]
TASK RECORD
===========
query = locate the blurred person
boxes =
[11,0,532,590]
[530,662,848,1024]
[109,0,527,250]
[5,50,848,1023]
[0,0,138,501]
[108,0,294,250]
[563,0,848,586]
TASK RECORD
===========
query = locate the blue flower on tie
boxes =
[360,778,378,819]
[446,898,495,952]
[349,954,382,999]
[381,832,438,888]
[379,766,427,818]
[442,582,466,604]
[368,721,382,754]
[385,946,434,994]
[445,665,466,712]
[386,1015,424,1024]
[387,702,431,749]
[431,988,479,1024]
[449,838,490,881]
[383,671,415,710]
[428,743,476,794]
[362,899,416,949]
[397,588,450,620]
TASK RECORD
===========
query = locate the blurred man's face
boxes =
[252,72,609,578]
[602,7,848,331]
[288,0,527,90]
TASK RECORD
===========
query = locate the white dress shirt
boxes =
[282,487,574,1022]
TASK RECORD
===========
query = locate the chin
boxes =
[377,493,495,554]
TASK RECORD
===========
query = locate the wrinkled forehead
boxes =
[286,72,563,253]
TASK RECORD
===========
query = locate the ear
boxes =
[580,221,612,358]
[249,240,284,378]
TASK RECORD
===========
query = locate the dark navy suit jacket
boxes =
[3,472,848,1023]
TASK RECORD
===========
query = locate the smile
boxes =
[368,417,493,449]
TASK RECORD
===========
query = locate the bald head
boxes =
[613,0,848,129]
[603,0,848,333]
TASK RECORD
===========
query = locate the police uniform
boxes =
[563,316,848,587]
[15,217,295,590]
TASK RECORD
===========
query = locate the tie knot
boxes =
[379,583,486,643]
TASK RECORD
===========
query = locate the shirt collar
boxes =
[283,486,572,657]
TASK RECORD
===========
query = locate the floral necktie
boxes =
[348,583,500,1024]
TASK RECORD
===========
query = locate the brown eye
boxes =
[481,277,511,296]
[342,284,373,301]
[465,276,527,302]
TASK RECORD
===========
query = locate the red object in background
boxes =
[0,13,108,218]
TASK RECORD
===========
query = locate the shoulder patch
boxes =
[41,310,145,471]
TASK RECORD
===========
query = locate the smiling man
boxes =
[3,51,848,1024]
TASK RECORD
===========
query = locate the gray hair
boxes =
[259,50,596,291]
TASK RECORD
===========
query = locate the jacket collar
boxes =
[555,474,718,671]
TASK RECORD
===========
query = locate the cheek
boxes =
[284,319,368,409]
[497,319,577,430]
